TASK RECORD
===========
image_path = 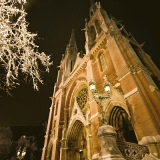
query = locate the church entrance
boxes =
[108,106,137,143]
[66,120,87,160]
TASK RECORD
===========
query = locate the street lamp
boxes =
[89,78,110,124]
[17,147,26,160]
[89,78,125,159]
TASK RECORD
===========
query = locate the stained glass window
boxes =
[76,88,88,109]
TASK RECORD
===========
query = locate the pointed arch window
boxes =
[95,20,102,35]
[99,53,107,71]
[70,60,73,72]
[55,101,59,115]
[88,26,96,50]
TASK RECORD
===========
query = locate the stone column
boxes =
[97,124,125,160]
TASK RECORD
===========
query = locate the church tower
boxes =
[41,1,160,160]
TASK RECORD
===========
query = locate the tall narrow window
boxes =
[70,60,73,72]
[95,20,102,35]
[99,53,107,71]
[55,101,59,115]
[88,25,96,50]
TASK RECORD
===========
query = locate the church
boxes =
[41,1,160,160]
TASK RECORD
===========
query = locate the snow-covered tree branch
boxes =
[0,0,52,91]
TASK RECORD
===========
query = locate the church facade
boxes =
[41,1,160,160]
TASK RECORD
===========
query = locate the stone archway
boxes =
[66,120,87,160]
[108,106,137,143]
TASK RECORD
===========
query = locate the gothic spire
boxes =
[66,29,78,55]
[90,0,96,17]
[69,29,76,47]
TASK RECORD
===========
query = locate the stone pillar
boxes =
[97,124,125,160]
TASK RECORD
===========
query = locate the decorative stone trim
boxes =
[116,67,131,82]
[90,112,99,121]
[91,58,99,65]
[149,85,156,92]
[68,99,87,128]
[124,87,138,99]
[136,64,152,75]
[106,33,114,46]
[114,82,120,88]
[54,88,62,97]
[92,153,99,159]
[117,140,149,159]
[88,98,95,104]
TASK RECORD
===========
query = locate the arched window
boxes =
[87,25,96,50]
[70,60,73,72]
[54,101,59,115]
[95,20,102,35]
[99,53,107,71]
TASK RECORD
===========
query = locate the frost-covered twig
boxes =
[0,0,52,92]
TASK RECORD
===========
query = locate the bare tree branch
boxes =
[0,0,52,92]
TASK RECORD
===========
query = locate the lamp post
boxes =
[89,78,125,160]
[17,147,26,160]
[89,78,110,124]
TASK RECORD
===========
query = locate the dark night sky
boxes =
[0,0,160,126]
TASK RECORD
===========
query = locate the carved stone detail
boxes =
[76,88,88,110]
[117,141,149,160]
